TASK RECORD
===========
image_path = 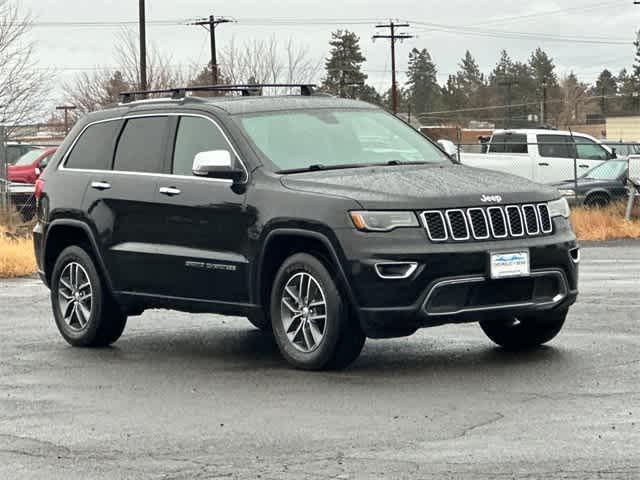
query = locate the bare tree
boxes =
[216,36,322,87]
[65,29,185,113]
[0,0,50,134]
[556,72,589,127]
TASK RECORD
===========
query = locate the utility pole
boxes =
[498,78,517,129]
[56,105,77,135]
[373,21,412,115]
[139,0,147,91]
[192,15,234,85]
[540,76,548,125]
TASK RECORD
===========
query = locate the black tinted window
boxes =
[173,116,234,176]
[489,134,528,154]
[537,135,575,159]
[114,117,169,173]
[66,121,120,170]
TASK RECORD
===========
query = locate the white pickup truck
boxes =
[453,129,616,184]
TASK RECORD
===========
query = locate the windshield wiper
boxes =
[278,163,376,174]
[384,160,429,166]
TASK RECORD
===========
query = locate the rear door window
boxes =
[537,135,575,158]
[65,120,121,170]
[114,117,170,173]
[489,134,528,154]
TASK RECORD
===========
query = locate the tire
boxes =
[246,310,272,333]
[270,253,365,370]
[50,246,127,347]
[480,309,567,351]
[585,194,610,208]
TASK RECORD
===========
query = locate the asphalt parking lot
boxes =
[1,242,639,479]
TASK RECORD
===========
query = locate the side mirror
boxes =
[192,150,244,182]
[610,147,617,159]
[437,139,460,162]
[34,167,41,177]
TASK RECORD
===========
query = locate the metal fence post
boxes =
[0,123,8,223]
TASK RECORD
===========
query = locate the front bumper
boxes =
[334,218,579,338]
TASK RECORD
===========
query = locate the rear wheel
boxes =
[270,253,365,370]
[480,309,567,351]
[51,246,127,347]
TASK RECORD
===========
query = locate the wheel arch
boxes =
[584,188,611,206]
[255,228,359,315]
[44,219,114,293]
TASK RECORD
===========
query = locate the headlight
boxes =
[350,211,419,232]
[548,197,571,218]
[558,189,575,197]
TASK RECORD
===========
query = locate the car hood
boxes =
[281,164,560,210]
[554,178,619,192]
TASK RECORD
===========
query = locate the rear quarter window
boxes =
[65,120,121,170]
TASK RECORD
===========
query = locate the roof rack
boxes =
[119,83,316,103]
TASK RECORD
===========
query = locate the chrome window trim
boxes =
[522,204,540,235]
[505,205,525,237]
[422,270,568,317]
[58,112,249,185]
[420,210,448,242]
[466,208,490,240]
[487,207,508,239]
[445,209,470,241]
[374,262,419,280]
[537,204,554,234]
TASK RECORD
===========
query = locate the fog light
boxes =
[569,247,580,264]
[374,262,418,279]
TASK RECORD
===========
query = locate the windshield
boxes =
[583,160,627,180]
[13,149,44,166]
[237,109,450,172]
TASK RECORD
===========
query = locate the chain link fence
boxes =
[1,126,38,232]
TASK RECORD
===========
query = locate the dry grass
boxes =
[0,224,37,278]
[571,202,640,241]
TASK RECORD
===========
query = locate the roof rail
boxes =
[119,83,316,103]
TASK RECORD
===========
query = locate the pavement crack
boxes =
[458,412,505,438]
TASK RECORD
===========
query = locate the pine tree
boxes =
[593,69,618,114]
[529,48,558,88]
[322,30,368,99]
[405,48,441,114]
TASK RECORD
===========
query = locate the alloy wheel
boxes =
[58,262,93,332]
[280,272,327,353]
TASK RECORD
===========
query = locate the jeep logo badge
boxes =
[480,194,503,203]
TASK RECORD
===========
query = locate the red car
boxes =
[8,147,57,184]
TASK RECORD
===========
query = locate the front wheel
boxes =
[480,309,567,351]
[270,253,365,370]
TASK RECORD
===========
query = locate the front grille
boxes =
[420,203,553,243]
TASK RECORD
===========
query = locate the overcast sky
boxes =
[20,0,640,103]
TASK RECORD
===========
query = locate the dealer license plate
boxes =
[490,251,530,279]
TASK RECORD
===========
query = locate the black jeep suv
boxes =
[34,85,579,370]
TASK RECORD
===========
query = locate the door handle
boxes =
[538,162,550,167]
[579,164,590,168]
[159,186,181,197]
[90,181,111,190]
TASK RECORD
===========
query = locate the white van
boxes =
[459,129,615,184]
